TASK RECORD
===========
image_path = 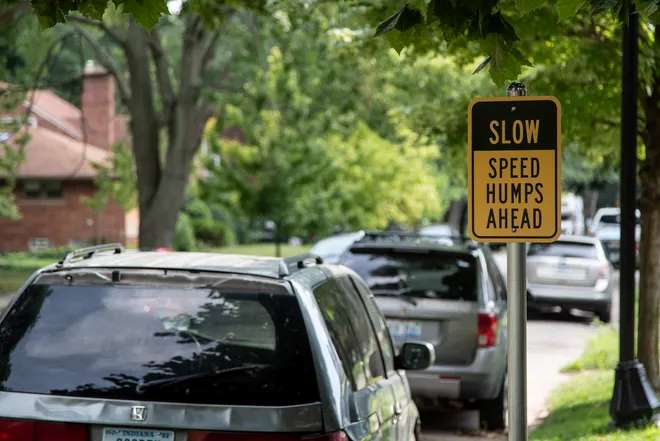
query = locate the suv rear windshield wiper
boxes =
[136,364,270,393]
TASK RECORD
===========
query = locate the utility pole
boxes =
[609,0,659,426]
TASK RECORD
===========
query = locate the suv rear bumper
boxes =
[407,346,505,402]
[528,283,612,311]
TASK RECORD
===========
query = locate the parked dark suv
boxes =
[339,233,508,430]
[0,244,433,441]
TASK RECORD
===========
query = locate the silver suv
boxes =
[339,233,508,430]
[527,236,613,322]
[0,245,433,441]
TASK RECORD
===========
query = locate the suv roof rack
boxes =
[279,253,323,277]
[357,230,471,243]
[58,243,124,267]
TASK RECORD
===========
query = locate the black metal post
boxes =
[609,0,659,426]
[619,0,637,366]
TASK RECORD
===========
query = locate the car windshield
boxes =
[341,249,477,301]
[0,277,318,406]
[528,242,598,259]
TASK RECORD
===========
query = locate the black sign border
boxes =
[468,96,561,242]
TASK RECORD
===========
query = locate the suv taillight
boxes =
[189,431,348,441]
[478,313,498,348]
[0,419,87,441]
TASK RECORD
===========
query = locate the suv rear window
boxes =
[0,277,318,406]
[528,242,597,259]
[341,249,477,301]
[598,214,620,225]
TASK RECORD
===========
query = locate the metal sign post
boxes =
[505,83,527,441]
[505,82,528,441]
[507,242,526,439]
[467,82,561,441]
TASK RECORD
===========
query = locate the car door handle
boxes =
[393,402,403,415]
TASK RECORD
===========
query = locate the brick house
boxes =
[0,63,137,251]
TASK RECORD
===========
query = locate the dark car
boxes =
[0,244,433,441]
[339,233,508,430]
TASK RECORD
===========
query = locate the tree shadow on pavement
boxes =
[420,409,506,440]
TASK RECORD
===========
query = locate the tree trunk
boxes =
[638,197,660,390]
[125,17,213,250]
[639,48,660,388]
[72,14,217,250]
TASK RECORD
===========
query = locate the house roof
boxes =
[27,90,84,140]
[14,126,110,179]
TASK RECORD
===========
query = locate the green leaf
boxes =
[28,0,167,28]
[515,0,548,15]
[408,0,431,20]
[472,56,491,75]
[375,6,406,36]
[556,0,586,21]
[638,0,659,22]
[375,5,423,36]
[102,1,128,26]
[481,33,528,86]
[120,0,168,28]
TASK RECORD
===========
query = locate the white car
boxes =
[591,207,640,266]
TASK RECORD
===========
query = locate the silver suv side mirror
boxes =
[395,341,435,370]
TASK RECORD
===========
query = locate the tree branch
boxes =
[124,18,162,210]
[201,31,220,70]
[148,29,175,126]
[72,25,130,104]
[67,14,126,46]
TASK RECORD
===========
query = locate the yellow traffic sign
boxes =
[468,96,561,242]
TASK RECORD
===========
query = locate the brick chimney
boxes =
[81,60,115,150]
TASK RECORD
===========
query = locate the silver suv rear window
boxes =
[528,242,597,259]
[0,279,318,406]
[341,250,477,301]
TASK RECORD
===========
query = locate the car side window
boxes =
[350,276,396,375]
[483,249,506,301]
[335,276,386,384]
[313,278,384,390]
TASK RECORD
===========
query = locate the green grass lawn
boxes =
[531,324,659,440]
[530,370,659,440]
[561,326,619,373]
[0,253,57,296]
[0,268,34,296]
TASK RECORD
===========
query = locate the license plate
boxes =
[538,266,586,281]
[387,319,422,341]
[102,428,174,441]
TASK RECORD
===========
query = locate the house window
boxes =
[29,238,51,251]
[23,180,63,199]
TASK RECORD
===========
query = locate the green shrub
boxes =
[185,199,237,247]
[174,213,196,251]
